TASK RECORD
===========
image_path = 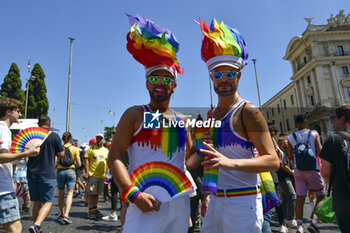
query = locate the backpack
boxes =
[58,146,74,167]
[334,131,350,182]
[293,131,317,171]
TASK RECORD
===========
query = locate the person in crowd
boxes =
[27,115,64,233]
[84,134,109,219]
[0,97,40,233]
[288,114,324,233]
[320,106,350,232]
[186,18,279,233]
[56,132,81,224]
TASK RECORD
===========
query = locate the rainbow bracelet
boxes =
[121,184,141,203]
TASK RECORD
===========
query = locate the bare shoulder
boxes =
[121,105,143,121]
[241,102,268,131]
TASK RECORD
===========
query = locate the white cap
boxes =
[145,64,177,80]
[206,55,244,71]
[96,133,104,139]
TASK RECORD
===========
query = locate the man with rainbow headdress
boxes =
[186,18,280,233]
[108,14,195,233]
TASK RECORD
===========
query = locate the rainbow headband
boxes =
[126,13,184,77]
[199,18,249,71]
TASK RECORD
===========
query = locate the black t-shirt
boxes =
[277,150,294,181]
[319,132,350,214]
[27,131,64,179]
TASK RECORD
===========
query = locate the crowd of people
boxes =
[1,14,349,233]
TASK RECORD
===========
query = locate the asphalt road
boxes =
[1,192,341,233]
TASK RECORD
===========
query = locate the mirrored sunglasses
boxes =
[148,76,173,85]
[210,71,238,79]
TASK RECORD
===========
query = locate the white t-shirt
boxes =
[0,121,14,195]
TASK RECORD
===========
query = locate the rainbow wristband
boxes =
[121,185,141,203]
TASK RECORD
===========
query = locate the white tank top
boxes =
[127,105,194,202]
[211,100,259,189]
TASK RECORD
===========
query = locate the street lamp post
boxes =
[66,37,75,132]
[24,57,36,119]
[252,59,262,109]
[109,110,116,130]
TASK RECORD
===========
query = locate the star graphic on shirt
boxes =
[151,110,161,122]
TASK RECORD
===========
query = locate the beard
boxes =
[149,86,172,103]
[214,82,238,96]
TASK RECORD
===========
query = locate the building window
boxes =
[337,45,344,56]
[277,104,280,113]
[290,94,294,105]
[303,56,307,64]
[341,66,349,75]
[283,99,287,109]
[310,95,315,106]
[307,76,311,84]
[279,122,283,133]
[286,119,290,131]
[346,88,350,100]
[272,108,275,117]
[266,111,270,120]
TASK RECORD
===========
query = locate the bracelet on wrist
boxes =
[121,184,141,203]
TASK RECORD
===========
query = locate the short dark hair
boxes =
[0,97,22,118]
[335,105,350,123]
[62,132,72,143]
[295,114,306,124]
[38,115,51,127]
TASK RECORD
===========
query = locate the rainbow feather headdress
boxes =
[126,14,184,78]
[200,18,249,71]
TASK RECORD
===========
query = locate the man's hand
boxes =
[83,173,89,180]
[105,175,110,182]
[133,192,161,213]
[201,194,210,217]
[27,145,40,157]
[200,142,234,170]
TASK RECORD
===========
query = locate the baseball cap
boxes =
[96,133,104,139]
[89,138,96,144]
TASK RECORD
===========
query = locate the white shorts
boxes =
[123,195,190,233]
[201,193,263,233]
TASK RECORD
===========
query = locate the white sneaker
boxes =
[102,214,118,222]
[286,219,297,228]
[279,225,288,233]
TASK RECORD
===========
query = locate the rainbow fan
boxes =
[130,161,194,202]
[11,127,51,153]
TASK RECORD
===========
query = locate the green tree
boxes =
[0,63,25,109]
[27,63,49,118]
[104,126,115,142]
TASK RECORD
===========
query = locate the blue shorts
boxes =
[57,169,76,190]
[0,192,20,225]
[28,178,56,203]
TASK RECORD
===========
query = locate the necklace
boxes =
[216,97,240,115]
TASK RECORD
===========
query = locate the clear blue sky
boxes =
[0,0,348,143]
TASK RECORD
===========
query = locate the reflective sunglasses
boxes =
[148,76,173,85]
[210,71,238,79]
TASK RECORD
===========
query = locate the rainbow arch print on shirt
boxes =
[130,161,193,202]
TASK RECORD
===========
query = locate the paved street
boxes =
[0,192,341,233]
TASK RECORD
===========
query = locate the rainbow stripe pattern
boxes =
[126,13,184,75]
[199,18,248,69]
[11,127,51,153]
[131,112,187,159]
[203,156,218,193]
[130,161,193,201]
[215,186,261,197]
[260,172,280,214]
[121,185,141,203]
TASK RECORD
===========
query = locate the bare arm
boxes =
[201,104,279,172]
[185,128,203,170]
[84,158,90,178]
[315,133,322,155]
[107,106,161,212]
[0,146,40,163]
[57,150,64,158]
[321,159,332,184]
[282,165,294,175]
[287,142,294,161]
[75,151,81,169]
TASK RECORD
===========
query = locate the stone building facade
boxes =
[261,10,350,141]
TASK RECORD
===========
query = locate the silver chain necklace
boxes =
[216,97,239,115]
